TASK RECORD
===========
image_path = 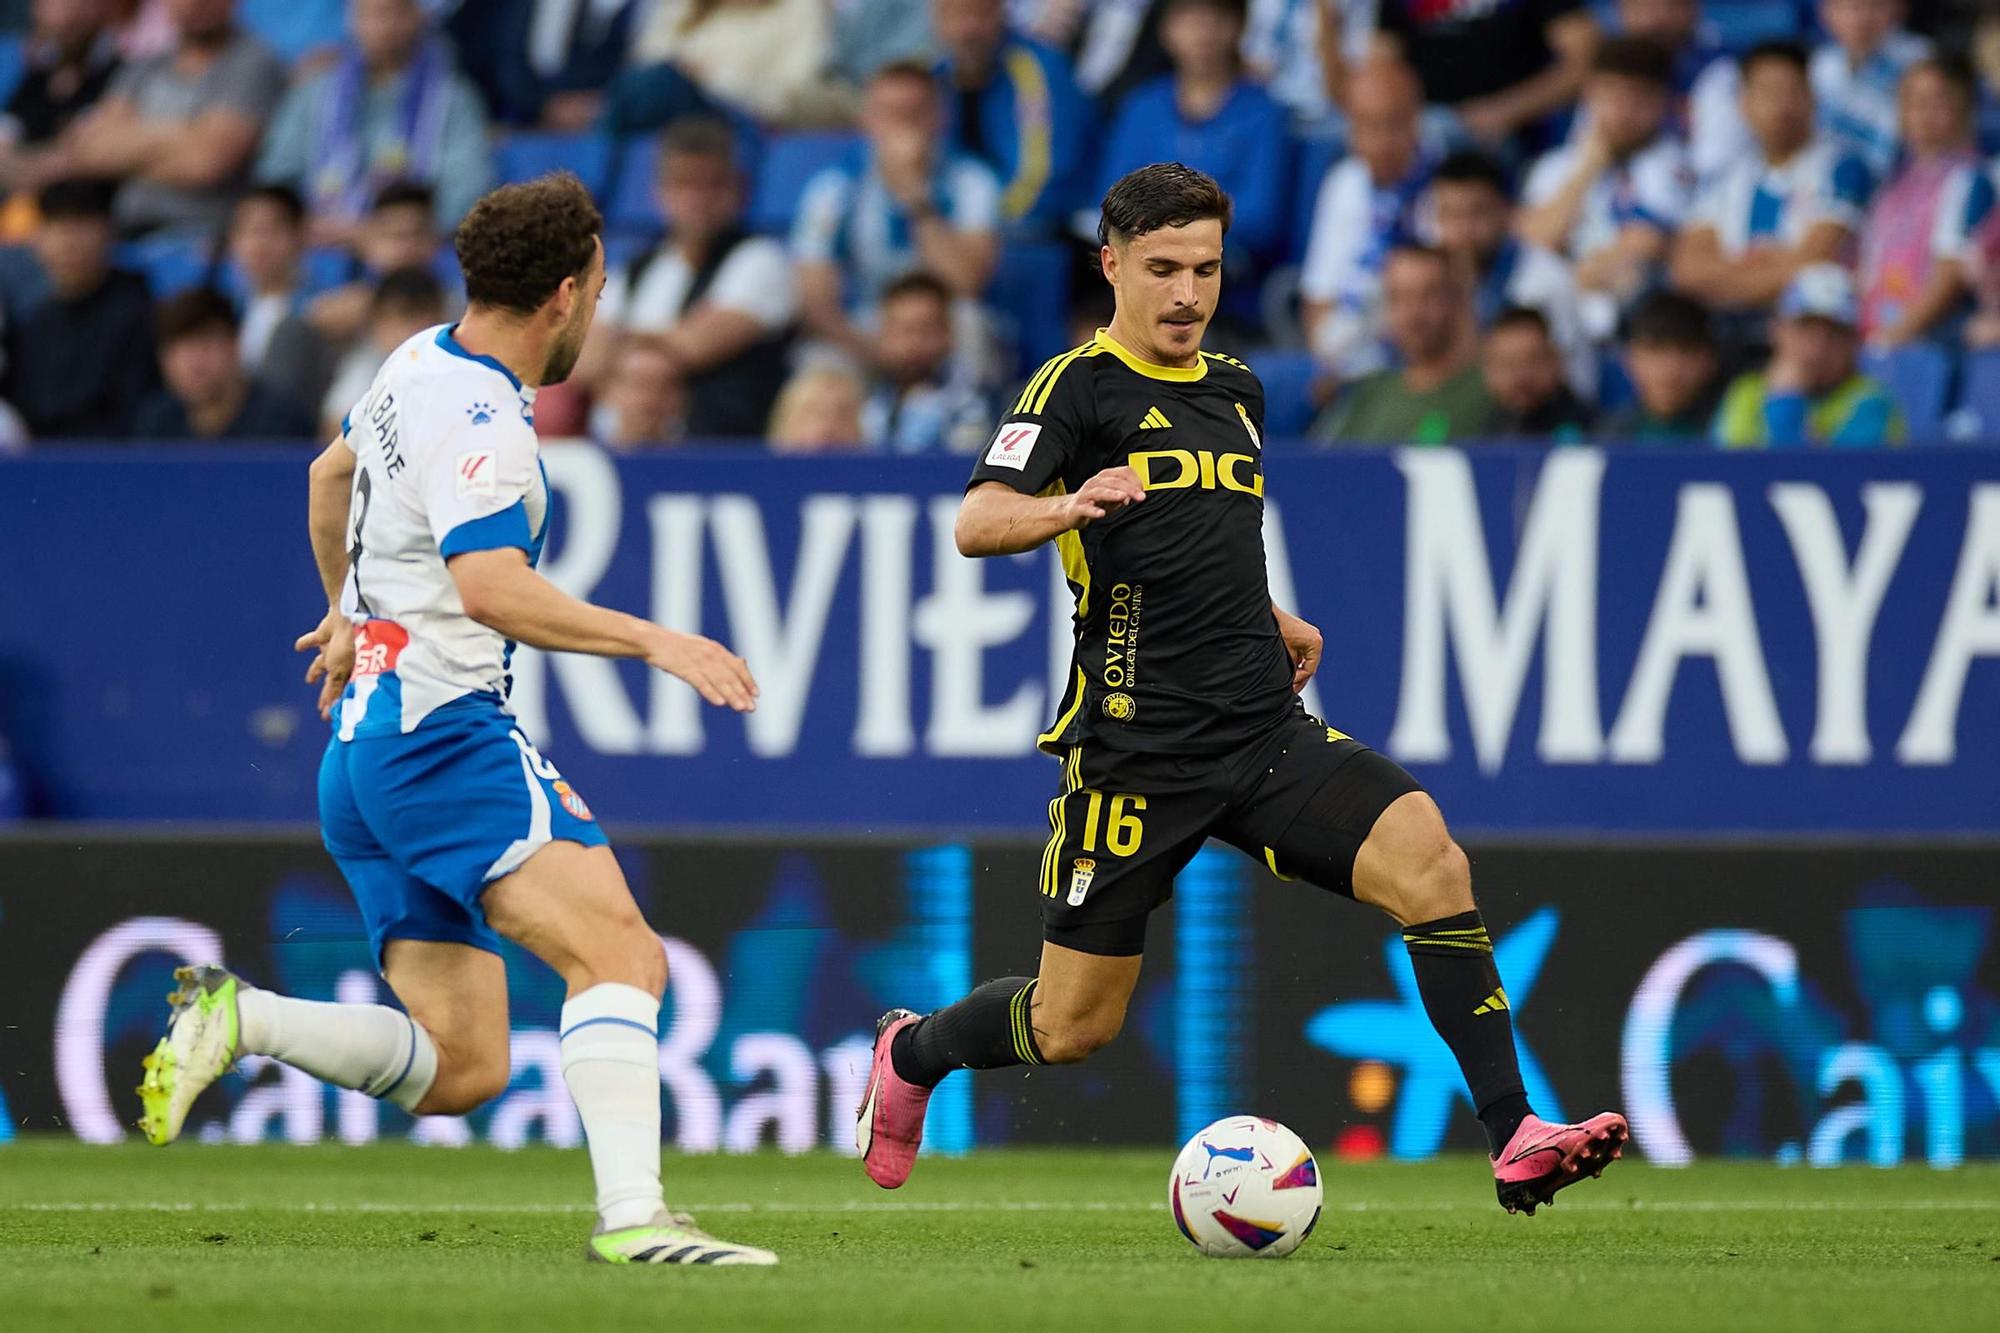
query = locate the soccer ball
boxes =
[1168,1116,1323,1259]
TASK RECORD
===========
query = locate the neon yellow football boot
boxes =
[137,965,243,1146]
[585,1211,779,1266]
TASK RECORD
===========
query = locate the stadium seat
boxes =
[0,35,24,107]
[1707,1,1805,52]
[745,133,862,237]
[1863,342,1954,444]
[1955,348,2000,442]
[119,237,217,298]
[604,136,663,235]
[495,132,613,198]
[1247,350,1320,439]
[986,241,1073,375]
[1287,133,1343,267]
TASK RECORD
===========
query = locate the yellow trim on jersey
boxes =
[1038,665,1087,753]
[1263,846,1298,882]
[1013,347,1072,413]
[999,47,1052,223]
[1055,527,1091,619]
[1040,746,1085,897]
[1202,350,1252,373]
[1093,328,1207,382]
[1033,344,1101,414]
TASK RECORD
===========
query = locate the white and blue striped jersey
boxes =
[1812,32,1932,177]
[1689,139,1875,255]
[334,324,547,742]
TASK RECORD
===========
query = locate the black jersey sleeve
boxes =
[965,345,1098,496]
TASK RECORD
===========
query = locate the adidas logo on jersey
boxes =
[1139,407,1172,430]
[1473,988,1510,1016]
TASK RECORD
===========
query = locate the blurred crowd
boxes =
[0,0,1998,454]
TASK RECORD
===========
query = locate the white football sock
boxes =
[237,988,438,1112]
[559,982,665,1232]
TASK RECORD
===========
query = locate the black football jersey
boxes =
[966,329,1297,756]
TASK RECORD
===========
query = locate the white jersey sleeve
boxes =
[423,405,543,559]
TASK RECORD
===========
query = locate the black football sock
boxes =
[1401,910,1532,1157]
[889,977,1043,1088]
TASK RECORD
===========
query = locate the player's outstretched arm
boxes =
[448,548,758,712]
[955,468,1146,558]
[297,438,359,719]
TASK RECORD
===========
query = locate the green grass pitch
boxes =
[2,1140,1997,1331]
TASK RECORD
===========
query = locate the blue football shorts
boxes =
[318,701,609,968]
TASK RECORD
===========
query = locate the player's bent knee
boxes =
[1357,793,1475,925]
[1036,1011,1124,1064]
[419,1045,512,1116]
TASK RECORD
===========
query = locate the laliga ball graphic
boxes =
[1168,1116,1323,1259]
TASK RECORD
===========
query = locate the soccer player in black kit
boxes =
[855,164,1626,1215]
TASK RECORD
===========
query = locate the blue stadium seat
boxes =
[0,35,24,107]
[604,136,662,235]
[1862,342,1954,444]
[1707,1,1805,52]
[1247,350,1319,439]
[119,237,217,298]
[987,241,1072,376]
[301,246,359,293]
[746,133,862,236]
[1287,133,1343,266]
[495,132,613,196]
[1954,348,2000,442]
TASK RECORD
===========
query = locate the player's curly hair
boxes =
[1097,163,1232,250]
[453,172,603,317]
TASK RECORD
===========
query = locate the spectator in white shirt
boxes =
[792,60,1002,378]
[1611,0,1747,183]
[860,271,992,453]
[584,117,797,439]
[1518,35,1692,344]
[1672,41,1874,322]
[1298,55,1432,374]
[1812,0,1929,178]
[1427,149,1593,395]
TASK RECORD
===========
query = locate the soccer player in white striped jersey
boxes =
[137,173,776,1266]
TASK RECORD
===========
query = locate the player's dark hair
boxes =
[454,171,603,317]
[37,177,117,222]
[371,264,446,319]
[1627,290,1715,350]
[1909,53,1979,107]
[659,115,740,168]
[237,183,307,228]
[371,179,436,217]
[1490,305,1552,339]
[1098,162,1233,249]
[1592,35,1676,88]
[881,270,952,307]
[155,286,239,345]
[1740,39,1811,80]
[1433,149,1512,197]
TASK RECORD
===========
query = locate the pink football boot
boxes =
[855,1009,933,1189]
[1492,1111,1629,1215]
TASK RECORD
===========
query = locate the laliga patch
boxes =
[553,779,594,822]
[1067,857,1096,906]
[985,423,1041,471]
[455,449,498,499]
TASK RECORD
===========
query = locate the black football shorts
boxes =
[1035,711,1422,957]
